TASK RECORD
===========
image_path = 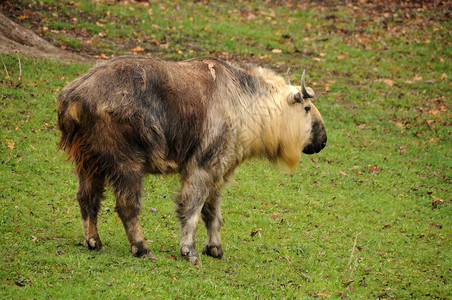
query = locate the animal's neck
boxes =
[233,91,284,162]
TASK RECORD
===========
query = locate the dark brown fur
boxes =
[57,56,326,263]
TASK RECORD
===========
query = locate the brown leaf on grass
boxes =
[382,79,394,86]
[398,146,407,154]
[94,53,108,59]
[317,291,331,297]
[129,46,144,53]
[55,249,65,255]
[382,224,391,229]
[7,139,14,150]
[368,165,381,173]
[251,227,263,237]
[395,122,404,129]
[405,75,423,84]
[375,78,394,86]
[15,278,26,287]
[343,279,354,286]
[431,196,444,209]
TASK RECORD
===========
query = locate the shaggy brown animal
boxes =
[57,56,327,264]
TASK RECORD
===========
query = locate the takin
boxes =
[57,56,327,264]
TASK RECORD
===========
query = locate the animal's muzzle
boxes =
[302,129,327,155]
[302,137,327,154]
[303,119,327,155]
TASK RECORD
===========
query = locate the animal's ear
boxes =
[287,91,303,104]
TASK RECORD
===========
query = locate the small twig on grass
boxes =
[0,241,14,261]
[341,231,362,281]
[0,54,10,79]
[14,50,22,82]
[1,51,22,85]
[283,255,312,282]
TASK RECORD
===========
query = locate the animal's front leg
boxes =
[176,170,212,265]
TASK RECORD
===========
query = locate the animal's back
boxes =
[57,56,239,175]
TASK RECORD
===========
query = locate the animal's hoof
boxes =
[202,245,224,259]
[84,237,103,251]
[181,245,201,265]
[184,255,201,265]
[130,241,155,259]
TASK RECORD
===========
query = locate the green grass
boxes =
[1,1,451,298]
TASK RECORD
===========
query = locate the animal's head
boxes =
[284,70,327,155]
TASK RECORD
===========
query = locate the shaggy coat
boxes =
[57,56,327,263]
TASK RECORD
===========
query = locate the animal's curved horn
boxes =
[285,68,291,85]
[301,70,315,98]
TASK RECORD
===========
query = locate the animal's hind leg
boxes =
[77,172,105,251]
[201,188,224,259]
[112,169,156,259]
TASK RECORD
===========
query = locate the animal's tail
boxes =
[57,96,77,152]
[57,92,99,178]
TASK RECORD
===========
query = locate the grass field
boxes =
[1,1,450,298]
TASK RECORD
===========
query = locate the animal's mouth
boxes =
[302,138,327,155]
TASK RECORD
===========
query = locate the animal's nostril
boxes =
[321,142,326,148]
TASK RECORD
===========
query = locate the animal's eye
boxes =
[305,106,311,113]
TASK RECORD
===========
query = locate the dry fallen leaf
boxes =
[431,196,444,209]
[271,48,282,53]
[317,291,330,297]
[368,165,381,173]
[342,280,354,286]
[7,139,14,150]
[94,53,108,59]
[382,79,394,87]
[129,46,144,53]
[395,122,404,129]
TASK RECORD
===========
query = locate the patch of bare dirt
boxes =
[0,12,94,63]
